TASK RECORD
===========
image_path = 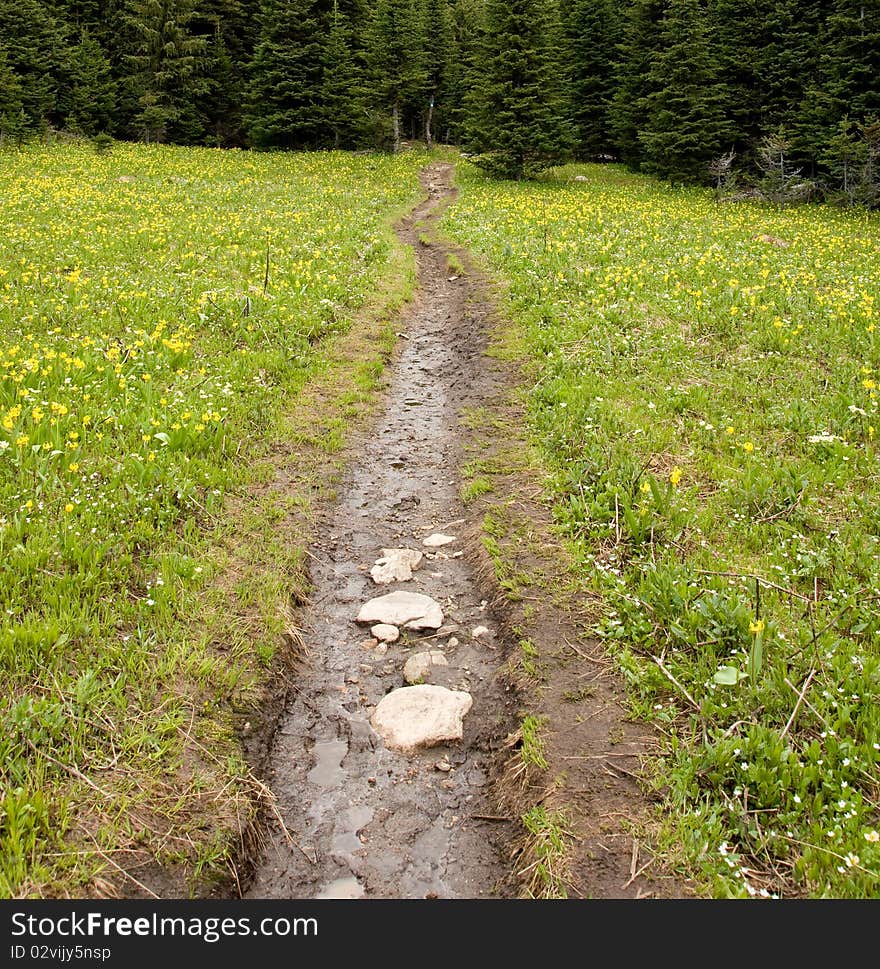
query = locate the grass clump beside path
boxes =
[443,160,880,898]
[0,141,425,897]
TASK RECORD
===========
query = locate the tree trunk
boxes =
[425,95,434,150]
[392,101,400,153]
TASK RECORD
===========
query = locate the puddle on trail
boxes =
[244,164,515,900]
[314,876,365,900]
[307,739,349,789]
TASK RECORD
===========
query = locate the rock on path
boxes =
[370,685,473,752]
[403,650,449,685]
[370,548,423,584]
[356,591,444,630]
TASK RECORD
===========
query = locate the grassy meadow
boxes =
[0,142,424,896]
[443,163,880,898]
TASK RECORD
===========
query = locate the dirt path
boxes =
[243,163,518,900]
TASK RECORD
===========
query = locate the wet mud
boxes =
[244,164,517,900]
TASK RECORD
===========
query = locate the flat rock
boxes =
[403,650,449,685]
[472,625,490,639]
[370,685,473,752]
[370,548,423,584]
[422,533,456,548]
[371,623,400,643]
[356,591,444,630]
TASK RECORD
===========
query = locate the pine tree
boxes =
[322,0,366,149]
[418,0,453,148]
[464,0,574,179]
[122,0,207,143]
[562,0,621,160]
[444,0,485,145]
[607,0,664,168]
[824,0,880,123]
[365,0,428,151]
[59,31,117,134]
[0,0,66,131]
[760,0,832,174]
[245,0,327,149]
[638,0,733,184]
[189,0,256,145]
[0,46,26,142]
[708,0,766,159]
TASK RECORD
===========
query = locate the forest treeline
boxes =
[1,0,878,201]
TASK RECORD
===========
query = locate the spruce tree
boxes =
[824,0,880,123]
[0,0,65,131]
[562,0,621,160]
[364,0,428,151]
[464,0,574,179]
[708,0,766,159]
[189,0,256,145]
[638,0,733,184]
[607,0,664,168]
[59,31,117,135]
[122,0,206,143]
[322,0,366,149]
[444,0,485,145]
[245,0,327,149]
[418,0,453,148]
[0,46,26,142]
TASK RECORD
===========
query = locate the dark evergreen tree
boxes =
[364,0,428,151]
[824,0,880,123]
[562,0,621,160]
[608,0,663,168]
[245,0,327,149]
[464,0,574,179]
[444,0,485,144]
[122,0,207,143]
[188,0,256,145]
[0,0,66,131]
[0,46,26,142]
[418,0,454,147]
[58,31,117,134]
[322,0,366,148]
[638,0,734,183]
[708,0,766,160]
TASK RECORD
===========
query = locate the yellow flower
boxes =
[742,441,755,453]
[640,480,651,494]
[669,467,682,486]
[64,503,74,514]
[726,426,735,435]
[67,462,80,473]
[749,619,765,635]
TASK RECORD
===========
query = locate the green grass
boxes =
[443,160,880,898]
[0,141,426,897]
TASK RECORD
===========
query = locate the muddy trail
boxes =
[243,163,518,900]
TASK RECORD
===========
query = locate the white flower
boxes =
[808,432,838,444]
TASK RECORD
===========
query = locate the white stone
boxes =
[371,623,400,643]
[472,625,490,639]
[403,650,449,685]
[370,548,423,584]
[356,591,444,630]
[370,685,473,752]
[422,533,456,547]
